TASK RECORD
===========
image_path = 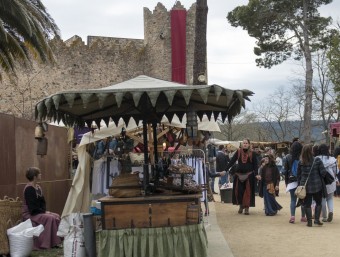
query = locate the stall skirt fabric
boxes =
[98,224,207,257]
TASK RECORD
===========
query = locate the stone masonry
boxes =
[0,2,197,119]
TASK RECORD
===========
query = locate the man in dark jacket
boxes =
[216,145,230,190]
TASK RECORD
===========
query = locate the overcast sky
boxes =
[42,0,340,108]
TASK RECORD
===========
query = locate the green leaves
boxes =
[0,0,60,80]
[227,0,333,69]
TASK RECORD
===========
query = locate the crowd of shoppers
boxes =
[208,138,339,227]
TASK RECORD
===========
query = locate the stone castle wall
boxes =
[0,2,197,119]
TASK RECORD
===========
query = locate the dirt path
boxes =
[214,183,340,257]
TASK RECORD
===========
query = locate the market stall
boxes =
[35,75,253,257]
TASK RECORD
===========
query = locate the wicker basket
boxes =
[0,197,11,255]
[109,173,142,198]
[109,188,142,198]
[8,197,23,226]
[111,173,140,187]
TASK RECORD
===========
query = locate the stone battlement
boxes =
[0,1,198,119]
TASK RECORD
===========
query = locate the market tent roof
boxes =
[79,114,220,147]
[207,138,241,151]
[35,75,254,128]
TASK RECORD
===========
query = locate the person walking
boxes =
[257,154,282,216]
[275,153,283,174]
[207,144,217,194]
[282,141,306,223]
[225,138,258,215]
[297,144,327,227]
[333,146,340,197]
[317,144,337,222]
[216,145,230,190]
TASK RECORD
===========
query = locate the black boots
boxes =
[314,206,323,226]
[305,208,313,227]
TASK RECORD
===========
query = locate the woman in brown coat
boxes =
[257,154,282,216]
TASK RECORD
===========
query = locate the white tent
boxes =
[207,138,240,147]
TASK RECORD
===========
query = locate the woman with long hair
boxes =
[297,144,327,227]
[225,138,258,215]
[317,144,337,222]
[257,154,282,216]
[283,141,306,223]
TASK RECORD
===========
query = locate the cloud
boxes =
[43,0,340,108]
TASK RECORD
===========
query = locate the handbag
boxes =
[324,172,335,185]
[295,186,306,199]
[295,159,315,200]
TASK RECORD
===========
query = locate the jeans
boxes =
[289,189,305,217]
[322,192,334,218]
[219,174,229,187]
[209,162,216,192]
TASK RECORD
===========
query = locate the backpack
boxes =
[291,160,299,177]
[321,157,337,179]
[284,154,298,183]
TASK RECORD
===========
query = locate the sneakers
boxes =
[300,217,307,222]
[322,218,328,222]
[289,216,295,223]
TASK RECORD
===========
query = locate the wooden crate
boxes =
[104,204,149,229]
[100,194,201,229]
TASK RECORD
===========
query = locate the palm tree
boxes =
[193,0,208,85]
[0,0,59,80]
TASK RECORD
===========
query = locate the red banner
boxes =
[171,10,186,84]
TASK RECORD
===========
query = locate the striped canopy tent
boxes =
[35,75,254,128]
[35,75,253,191]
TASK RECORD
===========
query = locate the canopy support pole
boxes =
[143,119,149,192]
[152,121,159,182]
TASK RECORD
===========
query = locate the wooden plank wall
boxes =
[0,113,72,215]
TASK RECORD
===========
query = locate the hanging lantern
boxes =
[37,137,48,156]
[35,123,44,139]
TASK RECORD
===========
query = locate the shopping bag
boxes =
[7,219,44,257]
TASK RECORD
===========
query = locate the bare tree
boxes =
[217,109,265,141]
[252,86,304,142]
[312,50,339,144]
[1,65,50,119]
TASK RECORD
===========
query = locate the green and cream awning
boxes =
[35,75,254,128]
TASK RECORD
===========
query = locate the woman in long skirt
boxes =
[22,167,61,249]
[257,154,282,216]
